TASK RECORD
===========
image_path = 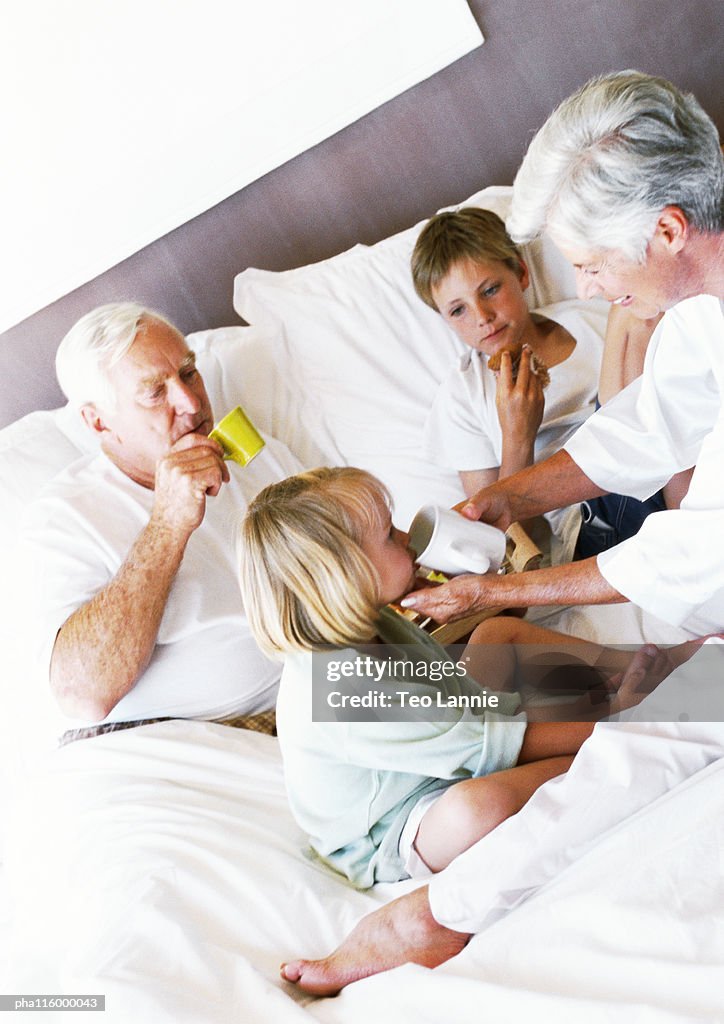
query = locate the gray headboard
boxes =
[1,0,722,428]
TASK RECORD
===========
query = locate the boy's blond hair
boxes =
[238,467,392,658]
[411,207,524,310]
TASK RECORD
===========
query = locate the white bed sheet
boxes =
[3,724,412,1023]
[5,710,724,1023]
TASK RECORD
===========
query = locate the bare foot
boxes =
[280,885,470,996]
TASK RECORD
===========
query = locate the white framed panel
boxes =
[0,0,482,333]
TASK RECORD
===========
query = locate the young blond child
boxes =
[238,467,677,889]
[413,207,603,560]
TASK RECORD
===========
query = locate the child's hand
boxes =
[494,347,545,445]
[605,645,662,712]
[607,638,710,713]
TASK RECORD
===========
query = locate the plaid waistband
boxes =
[59,707,277,747]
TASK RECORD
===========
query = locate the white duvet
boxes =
[5,699,724,1023]
[4,724,404,1023]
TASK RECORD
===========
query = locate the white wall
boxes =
[0,0,482,333]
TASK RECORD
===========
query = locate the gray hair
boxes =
[507,70,724,261]
[55,302,178,412]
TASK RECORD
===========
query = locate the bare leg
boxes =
[464,615,633,718]
[516,720,594,760]
[461,616,519,691]
[414,756,573,872]
[281,757,574,994]
[280,885,469,996]
[464,615,632,684]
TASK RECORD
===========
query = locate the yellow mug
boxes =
[209,406,265,467]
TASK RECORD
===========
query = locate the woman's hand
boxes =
[401,573,507,623]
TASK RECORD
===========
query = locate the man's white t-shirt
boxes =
[21,435,301,730]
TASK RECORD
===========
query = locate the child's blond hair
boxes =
[411,207,524,310]
[238,467,393,658]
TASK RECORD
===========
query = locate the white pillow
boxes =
[186,324,338,471]
[233,185,579,527]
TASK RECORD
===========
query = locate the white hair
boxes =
[507,70,724,261]
[55,302,178,412]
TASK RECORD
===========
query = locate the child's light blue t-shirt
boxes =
[276,608,526,888]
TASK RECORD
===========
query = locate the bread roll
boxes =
[487,345,550,388]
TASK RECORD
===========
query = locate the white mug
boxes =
[408,505,506,576]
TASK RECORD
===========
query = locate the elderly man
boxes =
[21,302,300,733]
[280,70,724,994]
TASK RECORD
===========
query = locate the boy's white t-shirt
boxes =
[424,299,604,561]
